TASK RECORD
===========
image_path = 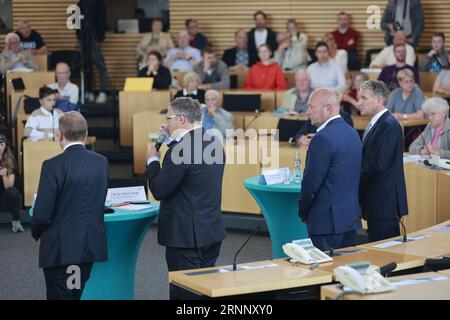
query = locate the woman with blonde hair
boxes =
[173,72,205,103]
[0,134,24,232]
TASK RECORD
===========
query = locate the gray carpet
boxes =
[0,223,272,300]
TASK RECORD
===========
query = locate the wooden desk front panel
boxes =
[119,91,171,146]
[23,140,61,206]
[132,111,167,174]
[437,172,450,224]
[403,163,438,232]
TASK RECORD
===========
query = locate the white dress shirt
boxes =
[317,115,342,133]
[307,60,346,93]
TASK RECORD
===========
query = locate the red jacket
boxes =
[245,61,287,90]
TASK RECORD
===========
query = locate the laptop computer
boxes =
[117,19,139,33]
[123,77,154,92]
[223,94,261,112]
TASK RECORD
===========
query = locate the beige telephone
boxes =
[334,264,396,294]
[282,238,333,264]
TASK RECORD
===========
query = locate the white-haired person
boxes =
[0,32,36,74]
[173,72,205,104]
[201,90,234,138]
[409,97,450,158]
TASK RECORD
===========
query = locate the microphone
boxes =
[155,133,168,152]
[378,262,397,277]
[396,215,409,243]
[243,109,260,132]
[233,226,260,271]
[51,109,55,141]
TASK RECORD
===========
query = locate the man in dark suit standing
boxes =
[358,80,408,242]
[247,10,277,67]
[298,89,362,251]
[145,97,226,271]
[31,111,108,300]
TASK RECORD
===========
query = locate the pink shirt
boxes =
[431,128,444,149]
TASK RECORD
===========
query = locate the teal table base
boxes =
[244,177,307,259]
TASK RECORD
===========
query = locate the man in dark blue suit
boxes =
[145,97,226,272]
[298,89,362,251]
[31,111,108,300]
[358,80,408,242]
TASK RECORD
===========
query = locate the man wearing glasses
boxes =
[49,62,79,105]
[0,32,36,74]
[298,88,362,251]
[145,97,226,272]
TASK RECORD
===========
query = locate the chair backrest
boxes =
[419,72,438,93]
[33,54,48,71]
[276,118,307,141]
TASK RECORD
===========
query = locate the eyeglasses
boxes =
[166,114,182,121]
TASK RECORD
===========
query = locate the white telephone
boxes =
[282,238,333,265]
[334,263,396,294]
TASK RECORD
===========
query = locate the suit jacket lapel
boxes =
[362,111,390,150]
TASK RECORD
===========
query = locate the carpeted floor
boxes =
[0,223,272,300]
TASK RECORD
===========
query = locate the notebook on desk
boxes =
[123,77,154,92]
[223,94,261,112]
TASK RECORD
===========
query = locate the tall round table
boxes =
[244,176,307,259]
[82,204,159,300]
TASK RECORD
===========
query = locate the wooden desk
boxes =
[316,247,425,277]
[418,220,450,235]
[352,116,428,133]
[228,69,248,89]
[169,259,332,299]
[437,172,450,223]
[358,232,450,259]
[321,271,450,300]
[6,71,55,121]
[119,91,171,146]
[33,54,48,72]
[23,140,61,206]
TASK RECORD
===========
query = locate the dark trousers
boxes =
[80,40,109,92]
[310,231,356,251]
[43,262,93,300]
[0,187,22,221]
[367,218,400,243]
[165,241,222,272]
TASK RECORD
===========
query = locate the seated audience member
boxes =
[295,109,354,147]
[16,20,47,55]
[173,72,205,104]
[381,0,424,47]
[138,50,172,89]
[24,86,63,141]
[0,33,36,74]
[280,70,313,113]
[331,12,360,69]
[409,97,450,158]
[378,43,419,91]
[422,32,449,73]
[286,19,308,47]
[323,33,348,74]
[164,31,202,72]
[248,10,278,66]
[0,134,24,233]
[387,69,424,120]
[186,18,210,50]
[244,44,287,90]
[433,58,450,96]
[341,72,369,115]
[274,32,310,71]
[307,42,346,93]
[370,31,416,68]
[201,90,234,138]
[194,47,229,90]
[136,18,174,69]
[49,62,79,105]
[222,29,252,71]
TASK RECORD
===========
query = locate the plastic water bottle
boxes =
[292,152,302,183]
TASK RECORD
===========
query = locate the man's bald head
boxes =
[306,88,340,126]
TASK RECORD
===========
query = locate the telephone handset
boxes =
[282,239,333,265]
[335,265,396,294]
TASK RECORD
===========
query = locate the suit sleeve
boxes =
[30,160,58,240]
[298,134,333,221]
[145,148,187,201]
